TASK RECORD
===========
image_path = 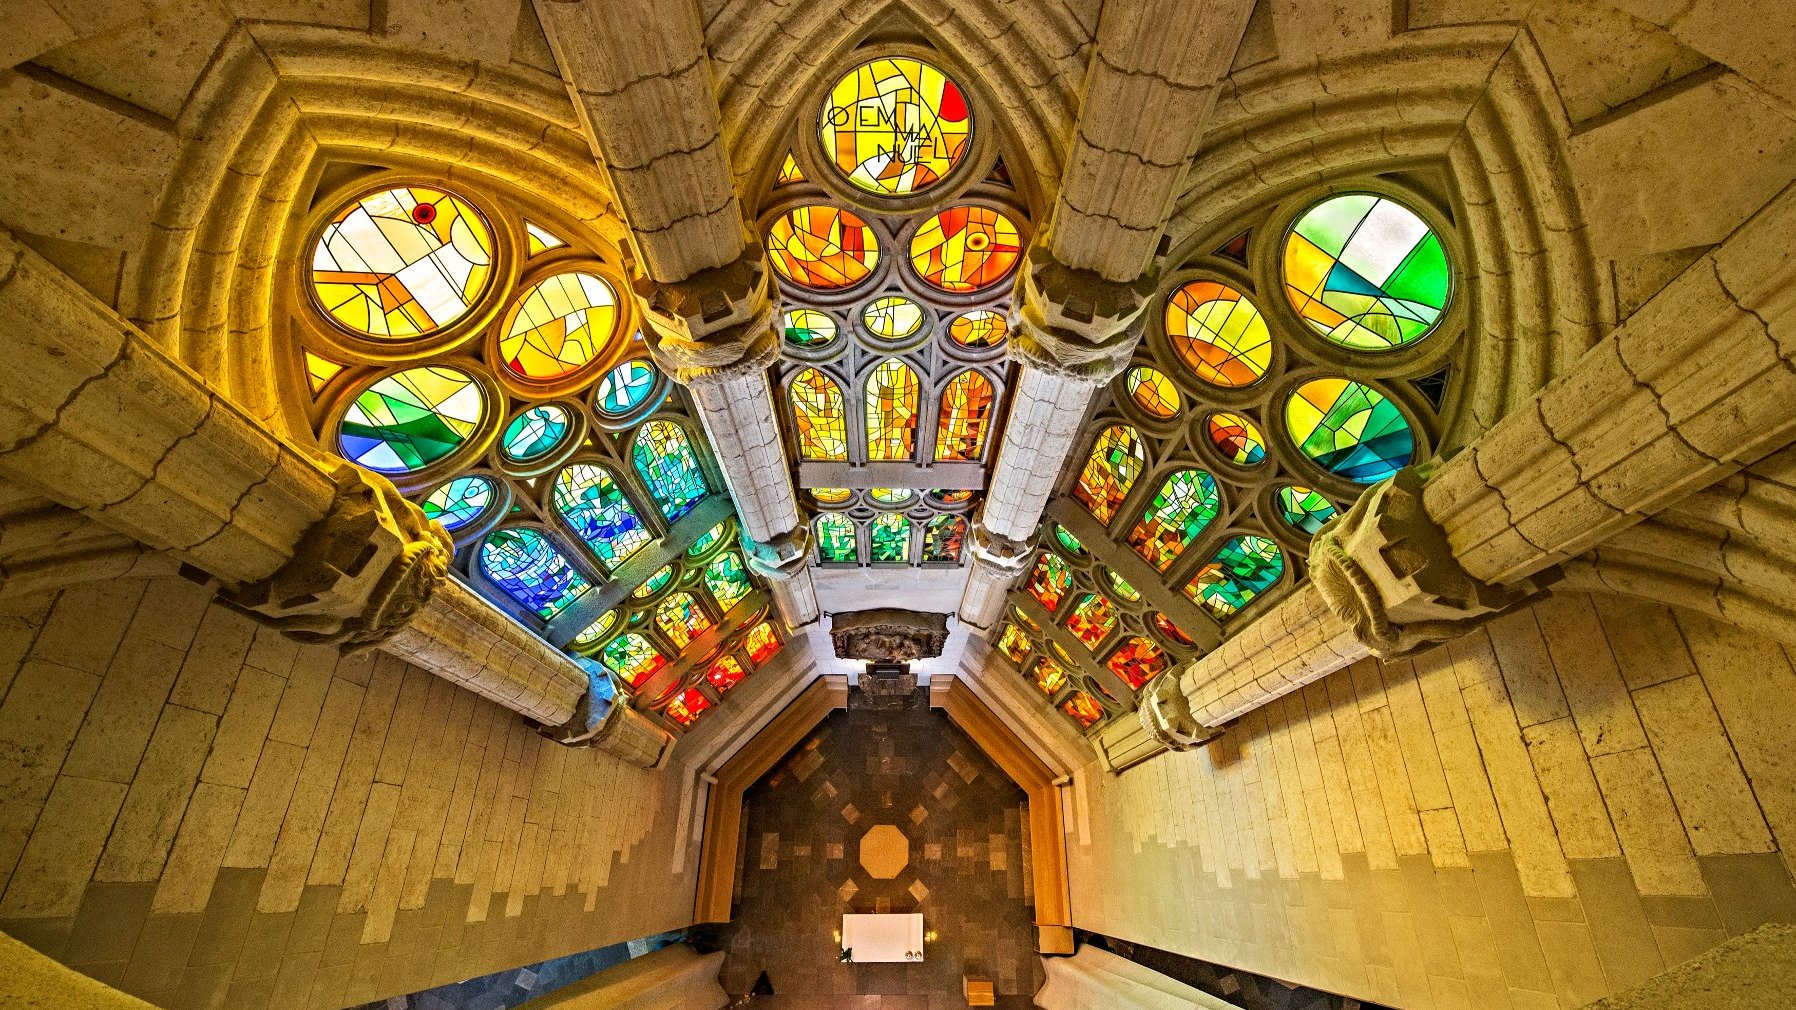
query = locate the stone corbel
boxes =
[744,526,811,584]
[1138,669,1221,752]
[968,521,1034,578]
[1009,239,1158,383]
[635,243,779,385]
[541,658,675,765]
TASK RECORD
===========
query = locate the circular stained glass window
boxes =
[909,206,1022,293]
[593,358,657,416]
[1276,485,1339,536]
[338,366,485,474]
[818,56,972,196]
[421,475,493,531]
[1151,613,1197,647]
[1165,280,1272,387]
[310,185,493,339]
[863,295,925,339]
[870,487,914,506]
[632,564,674,599]
[1283,193,1451,350]
[948,309,1007,347]
[498,271,618,382]
[1206,411,1266,466]
[766,206,880,291]
[811,487,853,505]
[1284,378,1414,484]
[782,308,838,347]
[1125,366,1181,419]
[500,404,570,462]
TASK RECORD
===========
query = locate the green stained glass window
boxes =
[687,522,726,556]
[572,610,617,647]
[1277,485,1338,536]
[594,359,657,415]
[601,632,666,687]
[1184,535,1285,619]
[633,420,710,521]
[783,308,838,347]
[421,475,492,531]
[1106,636,1168,690]
[478,527,589,619]
[553,464,650,571]
[632,564,674,599]
[1073,425,1146,526]
[1107,571,1141,602]
[1283,193,1451,350]
[1066,594,1118,652]
[339,366,485,474]
[655,591,713,650]
[870,512,911,563]
[1127,469,1220,570]
[500,404,569,462]
[1026,552,1073,613]
[1206,412,1265,466]
[1285,378,1414,483]
[704,551,753,611]
[922,514,966,563]
[1053,525,1087,557]
[815,514,857,563]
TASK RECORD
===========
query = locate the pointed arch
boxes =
[933,369,997,461]
[553,464,652,571]
[869,512,912,563]
[789,368,848,460]
[1127,469,1221,570]
[632,419,711,521]
[922,514,968,563]
[865,360,920,461]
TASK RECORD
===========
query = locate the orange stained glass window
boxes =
[789,368,848,460]
[1062,690,1103,729]
[933,370,997,461]
[498,271,619,382]
[310,185,493,339]
[819,57,971,196]
[654,591,713,650]
[1026,552,1073,613]
[996,623,1033,666]
[1073,425,1145,525]
[745,622,782,665]
[908,206,1022,294]
[1033,656,1068,696]
[1152,612,1198,647]
[708,655,747,692]
[865,359,920,460]
[1065,594,1118,652]
[1125,366,1181,419]
[1165,280,1272,387]
[765,205,879,291]
[1106,636,1169,690]
[948,309,1008,347]
[666,688,711,727]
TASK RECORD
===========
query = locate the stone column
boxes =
[957,522,1034,631]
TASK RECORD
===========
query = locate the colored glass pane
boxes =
[1277,485,1339,535]
[421,475,492,531]
[1053,525,1087,557]
[870,512,910,563]
[687,522,726,557]
[812,487,853,504]
[1165,280,1271,387]
[524,221,565,255]
[782,308,838,347]
[776,152,804,185]
[655,592,713,649]
[922,514,966,563]
[765,206,879,290]
[948,309,1007,347]
[1151,613,1197,647]
[633,420,710,521]
[819,57,971,196]
[666,687,711,727]
[1107,636,1168,690]
[498,271,617,382]
[572,610,617,647]
[553,464,651,571]
[745,622,782,665]
[1107,571,1141,602]
[1027,553,1073,613]
[1285,379,1414,483]
[1284,193,1450,350]
[708,655,746,693]
[304,351,344,393]
[632,565,673,599]
[601,633,665,687]
[311,185,491,338]
[1066,594,1119,652]
[478,527,589,619]
[1184,535,1285,619]
[704,551,753,611]
[1061,691,1103,729]
[862,295,925,339]
[1207,411,1265,466]
[996,624,1033,666]
[908,206,1021,293]
[865,360,920,460]
[1033,656,1068,696]
[1011,607,1041,633]
[815,514,857,563]
[594,359,657,415]
[1073,425,1145,526]
[789,368,848,460]
[339,366,484,474]
[1125,366,1181,419]
[1127,469,1220,570]
[870,488,913,506]
[929,489,974,506]
[933,370,996,461]
[499,404,569,462]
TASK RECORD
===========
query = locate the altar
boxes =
[841,912,925,963]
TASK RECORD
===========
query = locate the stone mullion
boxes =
[1044,497,1225,651]
[1012,588,1138,714]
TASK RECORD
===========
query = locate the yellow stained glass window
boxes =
[862,295,925,340]
[948,309,1007,347]
[525,222,566,255]
[305,351,344,393]
[811,487,853,505]
[908,206,1022,293]
[933,370,997,461]
[996,623,1033,666]
[498,271,619,382]
[1073,425,1145,525]
[310,185,493,339]
[1033,656,1068,696]
[655,591,713,650]
[776,152,805,186]
[789,368,848,460]
[766,206,880,291]
[865,360,920,461]
[1165,280,1272,387]
[819,57,971,196]
[1125,366,1180,419]
[1062,690,1103,729]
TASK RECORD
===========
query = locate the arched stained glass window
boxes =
[422,475,492,531]
[1127,469,1221,570]
[632,564,674,598]
[1285,378,1414,483]
[789,368,848,461]
[601,633,666,687]
[922,514,967,563]
[704,551,753,611]
[1107,636,1168,690]
[865,360,920,460]
[870,512,911,563]
[819,57,971,196]
[708,655,746,692]
[744,622,782,665]
[1283,193,1450,350]
[1061,691,1104,729]
[498,271,618,382]
[666,687,711,727]
[655,592,713,650]
[553,464,651,571]
[1206,412,1265,466]
[1126,366,1181,419]
[815,514,857,563]
[1277,485,1339,536]
[1165,281,1271,387]
[933,370,996,461]
[1027,552,1073,613]
[500,405,570,462]
[908,206,1022,293]
[783,308,838,347]
[310,185,492,338]
[572,610,617,647]
[1033,656,1068,696]
[1066,594,1118,652]
[1184,535,1285,619]
[594,359,656,416]
[949,310,1007,347]
[766,206,880,291]
[633,420,710,522]
[339,366,485,474]
[1073,425,1146,526]
[478,528,589,619]
[996,624,1033,665]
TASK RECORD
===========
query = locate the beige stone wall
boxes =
[1065,593,1796,1010]
[0,577,701,1009]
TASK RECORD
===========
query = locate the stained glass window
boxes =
[421,475,492,531]
[1206,412,1266,466]
[783,308,838,347]
[929,489,973,506]
[478,527,589,619]
[948,310,1007,347]
[687,523,726,557]
[869,487,914,506]
[815,514,857,563]
[1054,525,1087,557]
[305,352,344,393]
[744,622,782,665]
[601,633,665,687]
[1012,607,1041,633]
[339,366,485,474]
[819,57,971,196]
[1151,613,1197,647]
[524,221,566,255]
[933,370,996,461]
[498,272,618,382]
[922,515,967,563]
[870,512,911,563]
[1277,485,1339,535]
[909,206,1022,293]
[311,185,492,338]
[1033,656,1068,696]
[766,206,879,290]
[812,487,853,505]
[1285,378,1414,483]
[594,359,657,416]
[1107,571,1141,602]
[1185,535,1285,619]
[1027,552,1073,613]
[633,420,710,521]
[862,296,925,339]
[666,687,711,727]
[1125,366,1181,419]
[996,623,1033,665]
[704,551,753,611]
[789,368,848,461]
[553,464,651,571]
[655,592,713,649]
[865,360,920,460]
[776,152,804,185]
[1126,469,1219,571]
[1107,636,1168,690]
[1061,691,1103,729]
[708,655,746,692]
[1165,280,1271,387]
[1073,425,1145,525]
[500,404,570,462]
[1066,594,1119,651]
[572,610,617,647]
[632,564,674,599]
[1283,193,1450,350]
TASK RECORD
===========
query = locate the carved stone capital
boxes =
[636,243,780,384]
[745,526,811,582]
[1009,241,1156,383]
[1309,466,1536,659]
[541,658,624,747]
[222,464,453,649]
[1138,670,1220,751]
[968,521,1034,577]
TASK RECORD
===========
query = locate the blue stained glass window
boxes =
[421,475,492,531]
[594,356,657,415]
[553,464,651,571]
[632,420,710,522]
[478,527,590,619]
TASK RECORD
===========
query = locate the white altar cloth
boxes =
[841,913,924,963]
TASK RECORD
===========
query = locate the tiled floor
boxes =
[714,690,1043,1000]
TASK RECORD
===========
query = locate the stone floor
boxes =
[713,690,1043,999]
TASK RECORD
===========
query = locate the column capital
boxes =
[1138,670,1221,751]
[744,526,811,582]
[968,521,1034,577]
[636,243,779,385]
[1009,241,1157,383]
[1310,466,1537,659]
